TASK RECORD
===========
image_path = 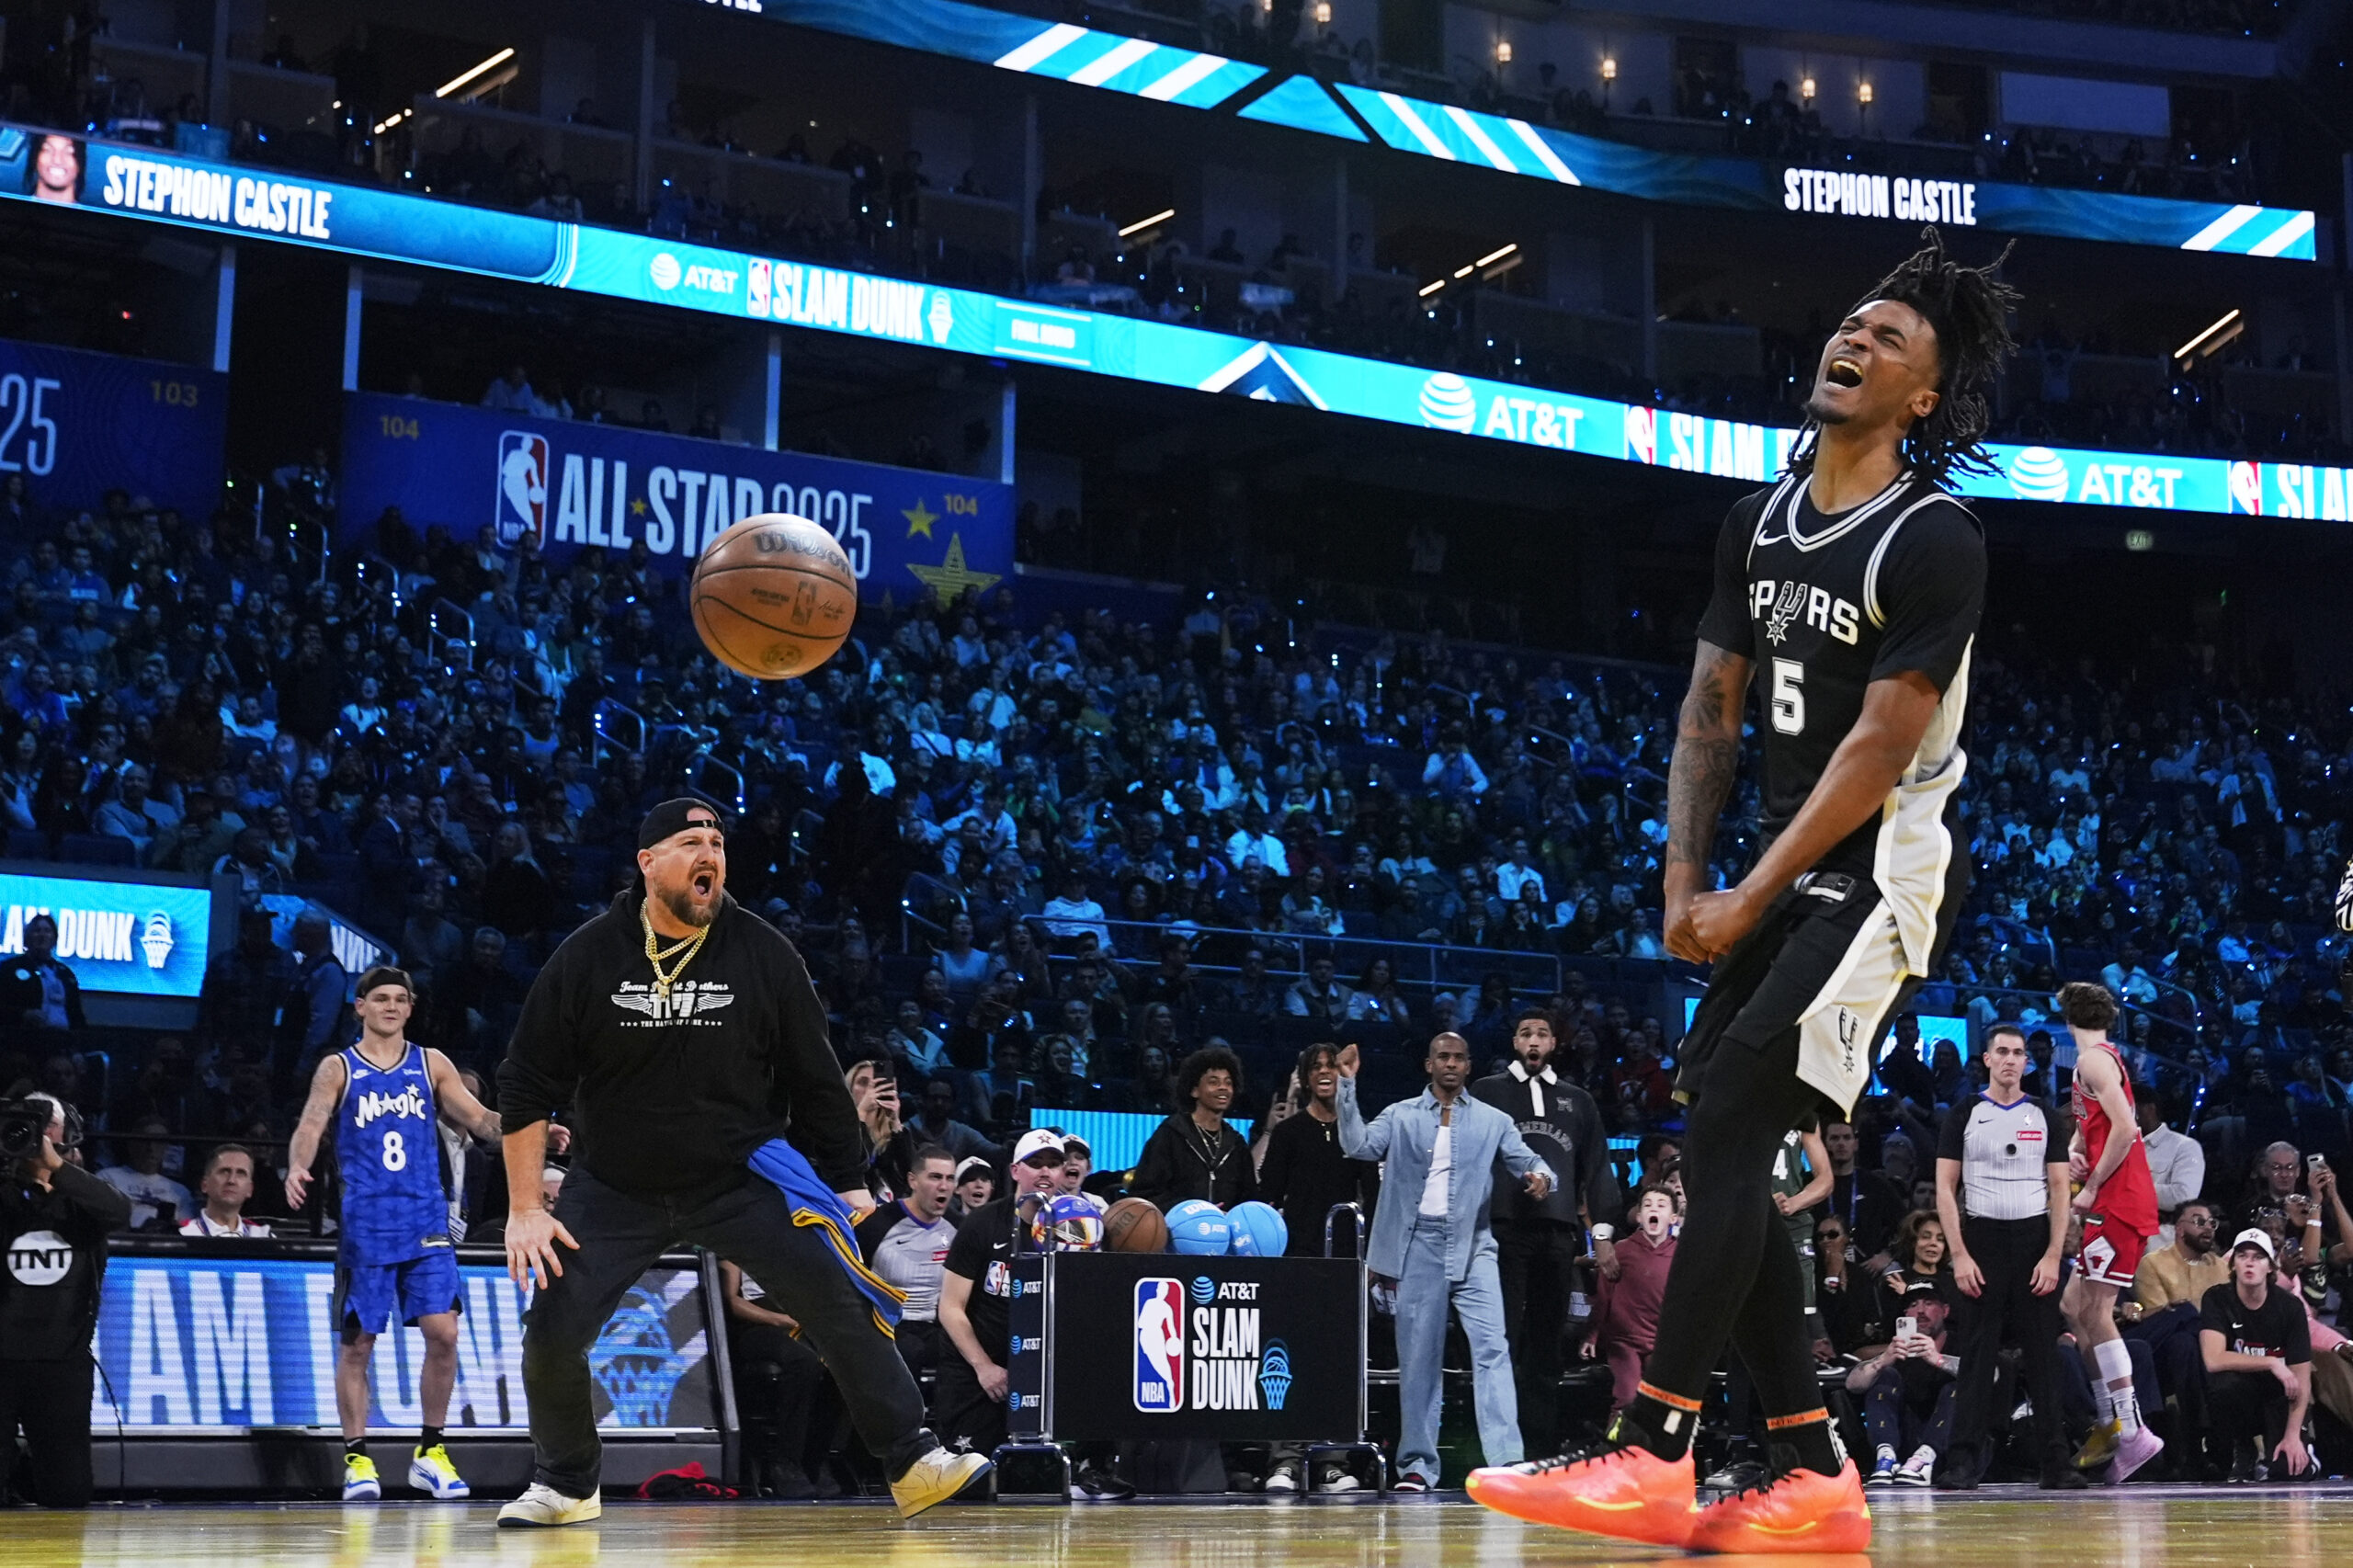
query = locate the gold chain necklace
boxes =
[642,904,711,999]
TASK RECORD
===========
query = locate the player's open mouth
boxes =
[692,870,715,897]
[1825,358,1863,388]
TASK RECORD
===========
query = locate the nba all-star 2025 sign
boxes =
[337,392,1014,606]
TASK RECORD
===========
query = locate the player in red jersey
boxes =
[2056,981,2163,1482]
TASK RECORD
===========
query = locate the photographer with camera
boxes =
[1,1095,131,1507]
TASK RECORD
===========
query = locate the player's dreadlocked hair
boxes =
[1786,226,2019,488]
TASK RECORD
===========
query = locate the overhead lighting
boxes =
[435,47,517,99]
[1476,243,1518,267]
[1858,81,1874,105]
[1801,76,1816,102]
[1495,40,1513,64]
[1600,56,1617,82]
[1313,1,1331,21]
[2174,307,2242,360]
[1118,208,1176,238]
[371,107,414,135]
[1417,278,1447,297]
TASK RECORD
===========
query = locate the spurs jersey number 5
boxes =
[337,1042,449,1262]
[1696,472,1985,962]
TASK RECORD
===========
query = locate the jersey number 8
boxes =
[381,1130,407,1171]
[1770,658,1805,736]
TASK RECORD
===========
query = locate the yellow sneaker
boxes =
[407,1442,471,1499]
[890,1448,994,1518]
[2075,1418,2120,1471]
[341,1452,381,1502]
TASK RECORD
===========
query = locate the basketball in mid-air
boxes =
[688,513,858,680]
[1103,1196,1171,1254]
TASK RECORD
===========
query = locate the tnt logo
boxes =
[495,431,549,546]
[1624,404,1657,465]
[2229,461,2263,516]
[1134,1278,1186,1414]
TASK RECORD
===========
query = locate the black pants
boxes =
[1495,1218,1579,1456]
[728,1318,831,1479]
[524,1165,933,1497]
[2210,1369,2292,1459]
[896,1318,946,1392]
[1643,943,1837,1419]
[1946,1214,2068,1472]
[933,1353,1006,1456]
[1647,878,1938,1429]
[0,1358,94,1507]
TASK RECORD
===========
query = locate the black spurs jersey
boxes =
[1696,471,1984,914]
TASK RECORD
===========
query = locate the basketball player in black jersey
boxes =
[1472,230,2017,1552]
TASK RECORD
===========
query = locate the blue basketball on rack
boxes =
[1224,1200,1288,1257]
[1166,1199,1232,1256]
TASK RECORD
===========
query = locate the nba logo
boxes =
[747,258,772,319]
[2228,461,2262,516]
[1133,1278,1186,1413]
[494,431,549,547]
[1625,404,1656,466]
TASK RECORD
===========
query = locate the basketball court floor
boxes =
[9,1489,2351,1568]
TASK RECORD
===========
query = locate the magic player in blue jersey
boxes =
[287,965,536,1503]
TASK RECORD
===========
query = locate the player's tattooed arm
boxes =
[1665,641,1750,873]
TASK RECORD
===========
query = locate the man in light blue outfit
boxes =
[1338,1034,1555,1489]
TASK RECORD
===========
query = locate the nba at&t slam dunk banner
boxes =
[337,392,1013,604]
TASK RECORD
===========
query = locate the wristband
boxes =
[1590,1223,1614,1242]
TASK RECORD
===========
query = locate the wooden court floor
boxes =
[10,1488,2353,1568]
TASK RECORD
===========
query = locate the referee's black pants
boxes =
[522,1165,936,1498]
[1495,1218,1580,1457]
[1947,1214,2068,1473]
[0,1357,94,1507]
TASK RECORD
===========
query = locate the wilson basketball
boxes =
[688,513,858,680]
[1103,1196,1171,1254]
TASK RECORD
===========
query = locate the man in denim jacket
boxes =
[1338,1035,1555,1489]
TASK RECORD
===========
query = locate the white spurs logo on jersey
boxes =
[612,980,736,1024]
[1751,578,1862,646]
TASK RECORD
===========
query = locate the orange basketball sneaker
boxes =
[1467,1442,1698,1549]
[1687,1460,1872,1555]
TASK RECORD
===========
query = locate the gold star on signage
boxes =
[905,532,1001,602]
[631,497,647,515]
[902,499,938,539]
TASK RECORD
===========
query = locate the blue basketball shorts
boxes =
[335,1247,463,1342]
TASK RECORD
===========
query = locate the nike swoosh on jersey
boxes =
[1755,532,1789,545]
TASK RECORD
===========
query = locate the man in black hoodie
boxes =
[494,799,988,1528]
[1471,1006,1614,1456]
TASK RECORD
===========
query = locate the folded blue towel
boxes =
[745,1137,907,1335]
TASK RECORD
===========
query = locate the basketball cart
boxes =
[996,1203,1380,1500]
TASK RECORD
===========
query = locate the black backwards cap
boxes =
[639,797,727,849]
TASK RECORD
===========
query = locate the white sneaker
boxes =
[342,1452,381,1502]
[407,1443,471,1500]
[1265,1462,1301,1493]
[1895,1448,1936,1487]
[1314,1466,1361,1494]
[497,1483,602,1528]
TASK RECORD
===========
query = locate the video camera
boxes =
[0,1096,83,1161]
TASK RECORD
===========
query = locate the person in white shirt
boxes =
[1223,805,1289,878]
[2137,1092,2205,1241]
[97,1116,193,1230]
[1495,838,1546,905]
[1040,869,1109,949]
[179,1143,272,1238]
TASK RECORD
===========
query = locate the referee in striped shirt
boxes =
[1935,1023,2084,1490]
